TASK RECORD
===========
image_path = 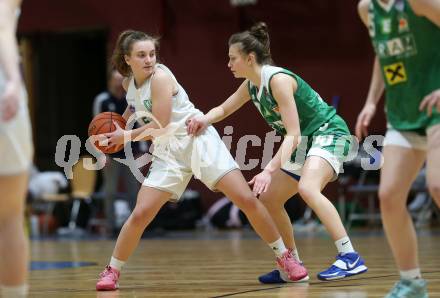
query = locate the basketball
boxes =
[88,112,127,154]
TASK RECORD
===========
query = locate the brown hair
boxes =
[111,30,160,77]
[228,22,273,65]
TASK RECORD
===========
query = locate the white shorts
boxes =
[384,129,427,151]
[143,125,239,201]
[0,98,33,175]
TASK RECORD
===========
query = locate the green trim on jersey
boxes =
[369,0,440,131]
[247,65,336,137]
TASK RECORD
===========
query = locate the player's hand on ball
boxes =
[88,112,126,154]
[103,121,128,148]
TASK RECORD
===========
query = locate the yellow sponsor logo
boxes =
[384,62,407,85]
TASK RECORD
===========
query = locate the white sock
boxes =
[400,268,422,280]
[1,284,28,298]
[109,256,125,271]
[335,236,355,254]
[290,248,301,262]
[269,238,288,258]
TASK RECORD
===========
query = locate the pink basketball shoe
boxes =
[276,251,309,282]
[96,266,120,291]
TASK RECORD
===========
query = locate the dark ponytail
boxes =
[249,22,270,50]
[228,22,273,65]
[111,30,160,77]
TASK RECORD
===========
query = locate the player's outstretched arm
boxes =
[186,80,250,136]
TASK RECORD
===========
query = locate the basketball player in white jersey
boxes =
[0,0,33,297]
[95,30,308,291]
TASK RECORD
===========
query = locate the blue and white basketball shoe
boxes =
[317,252,368,281]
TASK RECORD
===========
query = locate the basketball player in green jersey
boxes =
[0,0,33,297]
[187,22,368,282]
[357,0,440,297]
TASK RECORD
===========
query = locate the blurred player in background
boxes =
[356,0,440,296]
[0,0,33,297]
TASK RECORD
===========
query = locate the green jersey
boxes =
[247,65,336,137]
[369,0,440,131]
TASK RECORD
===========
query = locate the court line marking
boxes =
[211,271,440,297]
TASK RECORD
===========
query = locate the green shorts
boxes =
[281,114,353,181]
[388,105,440,136]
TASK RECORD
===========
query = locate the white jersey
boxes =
[142,122,239,201]
[125,64,238,199]
[125,64,203,140]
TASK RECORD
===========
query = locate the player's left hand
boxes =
[248,169,272,197]
[102,121,128,147]
[420,89,440,117]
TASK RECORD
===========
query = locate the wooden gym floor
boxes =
[28,230,440,297]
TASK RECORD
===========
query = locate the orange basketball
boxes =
[88,112,127,154]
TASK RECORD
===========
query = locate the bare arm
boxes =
[365,57,385,107]
[186,80,250,135]
[357,0,370,26]
[121,78,132,121]
[409,0,440,27]
[122,106,132,121]
[149,70,173,127]
[264,74,301,173]
[130,69,173,142]
[0,0,21,83]
[355,0,385,139]
[358,0,385,106]
[358,0,385,105]
[0,0,23,121]
[249,73,300,195]
[122,77,129,92]
[105,70,173,144]
[204,80,251,124]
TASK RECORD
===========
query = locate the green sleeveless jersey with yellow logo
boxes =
[247,65,336,137]
[369,0,440,131]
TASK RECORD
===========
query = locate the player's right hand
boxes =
[0,81,21,122]
[186,115,208,136]
[355,103,376,141]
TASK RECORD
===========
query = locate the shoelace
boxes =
[281,254,302,274]
[99,266,117,279]
[389,282,404,296]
